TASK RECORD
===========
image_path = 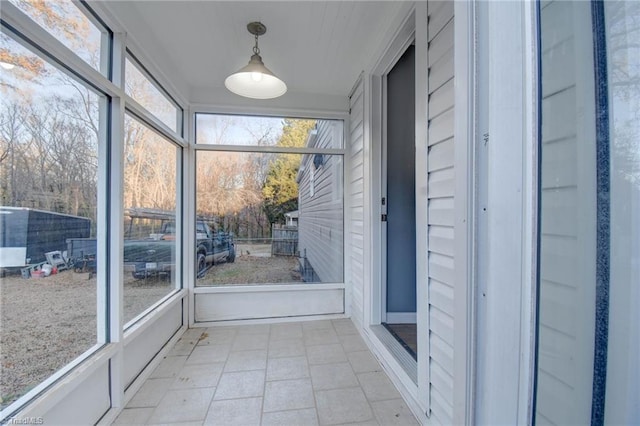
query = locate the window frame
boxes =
[0,18,113,419]
[125,50,184,137]
[187,110,348,324]
[121,111,184,330]
[0,2,188,420]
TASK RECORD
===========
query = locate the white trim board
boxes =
[364,4,433,416]
[194,288,344,322]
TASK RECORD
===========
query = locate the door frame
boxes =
[365,5,430,412]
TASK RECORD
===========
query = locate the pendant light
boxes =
[225,22,287,99]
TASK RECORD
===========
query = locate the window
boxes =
[122,114,180,326]
[0,30,104,409]
[125,56,180,133]
[535,1,640,423]
[195,115,344,286]
[602,0,640,421]
[309,166,316,197]
[196,114,344,148]
[6,0,109,75]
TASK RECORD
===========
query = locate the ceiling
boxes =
[98,1,410,106]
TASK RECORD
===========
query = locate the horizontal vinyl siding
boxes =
[297,120,344,283]
[349,78,365,326]
[427,2,455,424]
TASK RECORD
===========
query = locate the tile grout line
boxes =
[258,325,271,426]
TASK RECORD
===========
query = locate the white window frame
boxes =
[188,109,348,326]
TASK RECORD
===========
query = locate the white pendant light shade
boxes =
[225,53,287,99]
[225,22,287,100]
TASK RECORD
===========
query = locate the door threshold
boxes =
[382,322,417,361]
[370,324,417,384]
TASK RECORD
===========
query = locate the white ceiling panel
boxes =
[97,1,410,103]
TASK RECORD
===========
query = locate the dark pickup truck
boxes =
[123,220,235,279]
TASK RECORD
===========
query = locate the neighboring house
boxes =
[296,120,344,283]
[283,210,298,227]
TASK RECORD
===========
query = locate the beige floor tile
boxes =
[315,387,375,425]
[171,363,224,390]
[124,320,419,426]
[310,362,359,390]
[182,328,208,340]
[186,345,231,365]
[347,351,382,374]
[270,322,304,341]
[268,338,306,358]
[232,333,269,351]
[204,397,262,426]
[266,356,309,381]
[147,387,215,424]
[357,371,401,402]
[263,378,315,413]
[307,343,348,365]
[214,370,265,400]
[305,328,340,346]
[332,319,359,336]
[370,399,419,425]
[199,328,237,345]
[169,332,202,356]
[127,378,174,408]
[113,407,154,424]
[234,324,271,335]
[339,334,369,353]
[224,349,267,372]
[150,356,188,379]
[262,408,319,426]
[302,319,335,331]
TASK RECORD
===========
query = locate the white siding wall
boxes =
[297,121,344,283]
[537,1,597,424]
[349,77,365,328]
[427,2,456,424]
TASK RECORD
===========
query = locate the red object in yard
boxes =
[51,267,58,274]
[31,270,45,278]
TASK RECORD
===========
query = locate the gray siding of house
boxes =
[348,77,365,326]
[427,1,455,424]
[297,120,344,283]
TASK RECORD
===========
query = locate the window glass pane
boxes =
[536,1,597,424]
[6,0,107,74]
[123,114,179,325]
[603,1,640,421]
[196,114,344,148]
[125,58,179,132]
[0,31,101,409]
[195,120,344,286]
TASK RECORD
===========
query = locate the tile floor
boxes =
[113,319,419,425]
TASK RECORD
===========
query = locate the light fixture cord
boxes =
[253,34,260,55]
